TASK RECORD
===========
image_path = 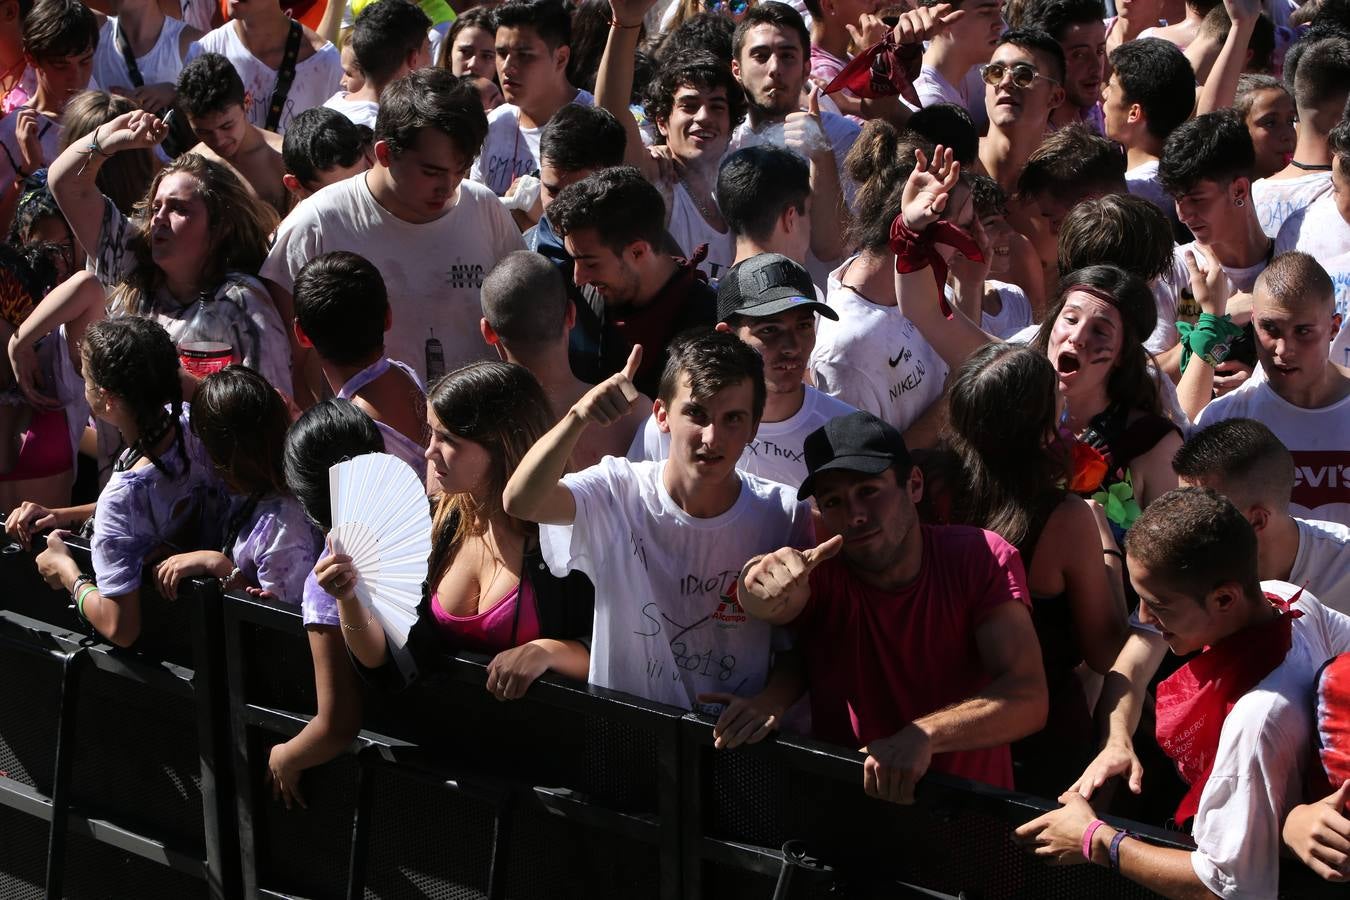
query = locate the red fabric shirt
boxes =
[797,524,1031,789]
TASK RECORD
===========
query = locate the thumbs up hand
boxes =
[1283,780,1350,882]
[740,534,844,622]
[785,83,831,163]
[572,344,643,427]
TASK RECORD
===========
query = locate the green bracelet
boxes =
[76,583,97,620]
[1178,313,1244,373]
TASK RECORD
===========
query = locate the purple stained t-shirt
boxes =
[91,411,228,596]
[229,494,323,607]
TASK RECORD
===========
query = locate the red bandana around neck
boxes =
[1155,590,1304,825]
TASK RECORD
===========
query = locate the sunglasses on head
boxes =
[979,61,1057,89]
[704,0,750,14]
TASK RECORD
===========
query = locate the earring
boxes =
[1234,198,1245,207]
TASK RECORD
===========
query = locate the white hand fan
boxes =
[328,452,432,649]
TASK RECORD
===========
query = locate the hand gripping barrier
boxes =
[1,534,1346,899]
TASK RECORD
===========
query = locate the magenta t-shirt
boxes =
[797,523,1031,789]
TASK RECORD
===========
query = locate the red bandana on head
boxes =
[1155,589,1303,825]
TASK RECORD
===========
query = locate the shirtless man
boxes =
[176,51,287,215]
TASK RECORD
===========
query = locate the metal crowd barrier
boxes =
[0,536,1343,899]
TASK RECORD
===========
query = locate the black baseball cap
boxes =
[797,411,913,501]
[716,253,838,323]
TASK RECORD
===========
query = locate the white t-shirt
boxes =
[667,181,735,280]
[1275,194,1350,360]
[627,386,857,489]
[979,279,1033,340]
[93,16,190,93]
[1252,171,1333,240]
[260,172,525,382]
[187,23,343,134]
[321,90,378,128]
[1126,159,1177,225]
[1195,379,1350,526]
[539,456,814,709]
[1149,240,1271,354]
[727,112,861,210]
[809,259,949,434]
[914,63,988,132]
[1191,582,1350,899]
[1293,517,1350,614]
[469,89,595,196]
[0,106,61,188]
[179,0,216,33]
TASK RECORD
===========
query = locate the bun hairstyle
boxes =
[845,122,971,252]
[82,316,184,475]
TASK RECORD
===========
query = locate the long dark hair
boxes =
[191,366,291,496]
[1032,264,1163,417]
[82,316,183,475]
[428,361,553,576]
[283,399,384,531]
[946,343,1068,556]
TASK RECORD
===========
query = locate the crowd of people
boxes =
[0,0,1346,891]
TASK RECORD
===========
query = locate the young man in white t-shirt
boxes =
[1195,252,1350,525]
[718,145,813,268]
[1174,417,1350,610]
[186,0,342,135]
[323,0,430,129]
[469,0,593,197]
[504,329,815,743]
[1251,37,1348,239]
[630,254,854,489]
[261,67,524,392]
[1017,487,1350,898]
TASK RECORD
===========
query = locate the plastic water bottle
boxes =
[177,296,239,377]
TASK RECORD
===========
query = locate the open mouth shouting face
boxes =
[1047,289,1124,392]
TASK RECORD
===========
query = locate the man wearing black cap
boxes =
[738,410,1048,802]
[629,254,855,488]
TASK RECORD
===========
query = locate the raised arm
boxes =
[1176,245,1235,423]
[595,0,659,182]
[503,345,644,525]
[1195,0,1260,116]
[892,145,996,370]
[788,86,848,263]
[50,110,167,263]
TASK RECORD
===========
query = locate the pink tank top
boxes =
[429,577,542,653]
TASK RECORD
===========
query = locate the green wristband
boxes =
[1178,313,1244,373]
[76,583,97,621]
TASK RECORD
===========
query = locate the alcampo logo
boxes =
[711,582,747,627]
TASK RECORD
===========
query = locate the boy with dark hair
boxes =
[526,103,625,267]
[1102,37,1197,224]
[0,0,96,191]
[470,0,592,197]
[291,250,427,477]
[1020,0,1106,130]
[479,250,648,467]
[177,51,286,215]
[726,1,854,263]
[504,328,814,730]
[717,145,812,266]
[1018,486,1349,899]
[596,0,745,277]
[915,0,1006,129]
[91,0,199,108]
[630,254,852,489]
[1252,37,1350,238]
[547,165,717,396]
[262,67,523,386]
[280,106,371,203]
[187,0,342,135]
[324,0,431,129]
[976,29,1066,192]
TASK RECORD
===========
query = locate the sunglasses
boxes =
[703,0,750,14]
[979,61,1058,89]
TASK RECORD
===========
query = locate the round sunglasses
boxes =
[979,61,1059,89]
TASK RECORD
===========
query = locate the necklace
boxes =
[1289,159,1332,171]
[679,177,721,225]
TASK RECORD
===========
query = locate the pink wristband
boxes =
[1082,818,1107,861]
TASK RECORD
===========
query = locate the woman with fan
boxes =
[940,342,1131,797]
[308,362,594,699]
[7,317,228,648]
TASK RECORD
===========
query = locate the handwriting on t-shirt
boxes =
[745,439,803,462]
[889,359,928,402]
